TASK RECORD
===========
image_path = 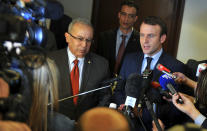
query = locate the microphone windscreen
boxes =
[125,73,162,103]
[159,74,176,90]
[125,73,143,98]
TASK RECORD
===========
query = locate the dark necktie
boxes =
[70,59,79,105]
[114,35,127,74]
[146,57,153,70]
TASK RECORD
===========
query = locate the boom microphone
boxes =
[156,64,177,79]
[159,74,183,104]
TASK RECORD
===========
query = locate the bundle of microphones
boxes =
[110,63,184,119]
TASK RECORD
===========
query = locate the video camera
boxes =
[0,0,47,121]
[0,0,48,46]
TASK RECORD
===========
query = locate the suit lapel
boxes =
[137,52,144,75]
[111,29,117,60]
[79,53,92,97]
[153,51,165,81]
[58,48,73,98]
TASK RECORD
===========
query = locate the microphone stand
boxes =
[143,94,162,131]
[48,84,112,106]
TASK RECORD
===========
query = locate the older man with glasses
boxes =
[48,18,112,121]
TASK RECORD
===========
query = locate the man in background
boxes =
[92,0,142,76]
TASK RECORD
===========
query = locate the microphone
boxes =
[123,96,136,118]
[101,76,122,85]
[124,73,141,118]
[159,74,183,104]
[151,81,171,99]
[124,70,153,113]
[196,63,207,77]
[156,64,177,79]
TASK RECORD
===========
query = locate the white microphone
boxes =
[125,96,137,108]
[123,96,136,118]
[109,103,117,109]
[196,63,207,77]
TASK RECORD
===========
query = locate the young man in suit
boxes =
[113,16,188,130]
[48,18,111,121]
[93,0,142,76]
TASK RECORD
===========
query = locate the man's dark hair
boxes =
[120,0,139,15]
[142,16,167,36]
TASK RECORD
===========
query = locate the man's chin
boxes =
[77,52,87,58]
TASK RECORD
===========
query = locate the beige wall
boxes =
[177,0,207,63]
[57,0,93,20]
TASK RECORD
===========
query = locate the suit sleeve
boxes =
[97,59,112,106]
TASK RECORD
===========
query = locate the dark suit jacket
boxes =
[93,28,142,76]
[113,51,188,130]
[48,48,111,120]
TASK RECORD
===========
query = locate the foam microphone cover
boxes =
[125,73,142,98]
[125,73,162,103]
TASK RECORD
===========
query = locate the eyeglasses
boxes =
[68,33,93,44]
[120,12,136,19]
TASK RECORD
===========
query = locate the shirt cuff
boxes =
[194,114,206,126]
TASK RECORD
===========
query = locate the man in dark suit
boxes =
[92,0,142,76]
[48,18,111,121]
[113,16,188,130]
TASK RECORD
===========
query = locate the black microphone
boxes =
[159,74,183,104]
[124,70,153,113]
[124,73,141,118]
[137,69,153,111]
[151,81,171,99]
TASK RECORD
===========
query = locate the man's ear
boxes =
[65,32,69,43]
[118,12,121,19]
[135,16,138,22]
[160,34,166,44]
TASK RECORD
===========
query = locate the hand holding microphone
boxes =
[159,74,184,104]
[171,93,201,121]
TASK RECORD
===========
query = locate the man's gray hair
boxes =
[68,17,93,33]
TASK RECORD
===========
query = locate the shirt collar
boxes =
[144,48,163,60]
[117,28,133,38]
[67,47,84,65]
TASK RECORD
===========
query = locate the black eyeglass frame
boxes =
[68,33,94,44]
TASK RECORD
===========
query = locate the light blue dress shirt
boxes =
[115,28,133,57]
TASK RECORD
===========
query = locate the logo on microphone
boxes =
[125,96,136,108]
[162,74,171,79]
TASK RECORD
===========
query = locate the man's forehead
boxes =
[140,24,161,33]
